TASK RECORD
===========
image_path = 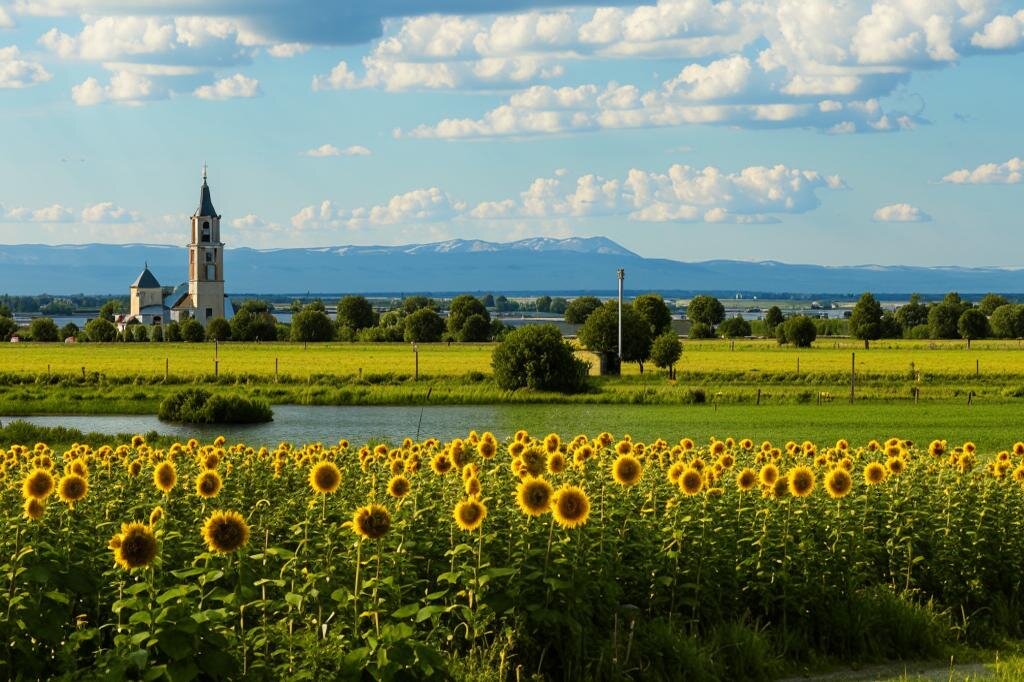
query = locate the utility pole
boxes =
[617,268,625,362]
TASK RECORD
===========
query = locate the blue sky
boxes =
[0,0,1022,266]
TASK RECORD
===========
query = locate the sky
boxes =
[0,0,1022,266]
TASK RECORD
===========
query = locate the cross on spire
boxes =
[202,162,208,183]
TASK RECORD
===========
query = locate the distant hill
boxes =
[0,237,1021,296]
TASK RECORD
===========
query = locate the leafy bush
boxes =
[777,316,817,347]
[84,317,117,342]
[689,322,715,339]
[180,319,206,342]
[158,388,272,423]
[404,308,445,342]
[491,324,589,393]
[564,296,602,324]
[718,316,751,338]
[206,317,232,341]
[29,317,60,342]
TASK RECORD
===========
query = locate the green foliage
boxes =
[59,322,79,340]
[28,317,59,342]
[689,322,715,339]
[403,296,437,315]
[150,325,164,342]
[165,321,181,342]
[778,315,817,347]
[958,308,990,341]
[180,319,206,343]
[84,318,117,342]
[206,317,232,341]
[404,308,445,342]
[850,292,884,343]
[896,294,930,331]
[290,307,334,342]
[157,387,272,423]
[448,295,491,340]
[491,324,589,392]
[764,306,784,335]
[98,299,121,322]
[650,332,682,376]
[337,295,377,332]
[534,295,552,312]
[230,301,278,341]
[687,295,726,328]
[0,316,16,341]
[563,296,602,324]
[718,315,752,338]
[633,293,673,335]
[979,293,1011,316]
[131,324,149,342]
[578,301,653,368]
[549,297,568,314]
[991,304,1024,339]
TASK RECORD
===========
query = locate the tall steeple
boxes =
[195,162,218,218]
[187,165,225,323]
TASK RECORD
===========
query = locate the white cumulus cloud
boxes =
[81,202,140,223]
[303,144,372,157]
[194,73,260,100]
[71,70,156,105]
[872,203,931,222]
[942,157,1023,185]
[0,45,51,88]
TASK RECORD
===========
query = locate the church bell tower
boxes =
[188,164,225,322]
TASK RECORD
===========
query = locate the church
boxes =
[124,168,233,327]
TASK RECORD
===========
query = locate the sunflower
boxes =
[57,473,88,505]
[612,454,643,487]
[195,470,223,499]
[771,475,790,499]
[22,468,55,500]
[887,456,906,476]
[309,461,341,495]
[758,463,779,487]
[573,445,595,466]
[552,485,591,529]
[131,435,146,448]
[431,453,453,476]
[544,433,561,454]
[352,504,391,540]
[70,459,89,478]
[23,497,45,521]
[521,447,548,478]
[112,522,158,570]
[1013,465,1024,485]
[388,474,411,498]
[864,461,887,485]
[465,476,481,497]
[454,498,487,532]
[736,468,757,492]
[478,437,497,459]
[788,466,815,497]
[149,506,164,525]
[668,461,686,484]
[825,468,853,499]
[680,438,695,451]
[153,461,177,494]
[1013,442,1024,457]
[201,511,250,554]
[548,452,567,474]
[679,467,703,496]
[517,477,554,516]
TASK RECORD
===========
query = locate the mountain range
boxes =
[0,237,1021,296]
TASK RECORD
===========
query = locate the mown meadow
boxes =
[4,429,1024,680]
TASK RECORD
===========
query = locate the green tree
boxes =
[448,295,491,340]
[564,296,602,324]
[650,332,682,378]
[98,299,122,322]
[0,302,11,318]
[578,301,653,372]
[28,317,59,342]
[928,296,968,339]
[979,293,1011,316]
[550,297,568,314]
[165,321,181,342]
[84,318,117,342]
[491,325,589,392]
[481,294,495,308]
[59,322,79,340]
[633,293,673,335]
[404,308,445,342]
[150,325,164,342]
[990,304,1024,339]
[896,294,929,332]
[958,308,990,347]
[778,315,817,348]
[230,301,278,341]
[718,315,751,338]
[403,296,437,314]
[206,317,232,341]
[0,317,16,341]
[535,295,552,313]
[337,295,377,331]
[290,307,335,342]
[687,295,725,328]
[764,306,784,335]
[180,319,206,342]
[689,322,715,339]
[460,314,492,342]
[131,324,149,342]
[850,292,884,348]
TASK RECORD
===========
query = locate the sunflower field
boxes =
[3,431,1024,680]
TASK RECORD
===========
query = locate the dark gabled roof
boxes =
[131,266,160,289]
[194,177,218,218]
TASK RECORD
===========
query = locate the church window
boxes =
[205,308,213,319]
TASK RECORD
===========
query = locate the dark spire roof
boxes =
[194,164,218,217]
[131,265,160,289]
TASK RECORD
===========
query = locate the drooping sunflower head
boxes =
[736,468,758,492]
[195,470,223,499]
[668,461,686,484]
[22,468,55,500]
[131,435,146,448]
[544,433,561,454]
[453,498,487,532]
[23,496,45,521]
[202,511,250,554]
[516,477,554,516]
[887,456,906,476]
[464,476,482,497]
[864,461,887,485]
[771,475,790,499]
[153,461,177,494]
[388,474,411,498]
[58,474,88,505]
[352,504,391,540]
[825,468,853,499]
[552,485,590,529]
[788,466,815,498]
[113,522,158,570]
[70,459,89,478]
[710,440,726,456]
[521,446,548,478]
[679,467,703,496]
[548,452,567,474]
[149,506,164,525]
[573,444,594,466]
[612,454,643,487]
[309,461,342,495]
